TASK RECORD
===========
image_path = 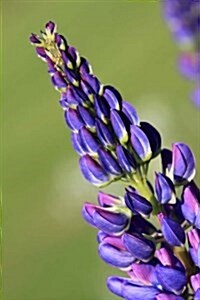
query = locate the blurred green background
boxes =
[2,1,200,300]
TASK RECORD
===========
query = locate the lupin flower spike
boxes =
[30,21,199,300]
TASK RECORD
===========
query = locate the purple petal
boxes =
[122,101,140,125]
[97,191,121,207]
[96,119,115,148]
[94,95,110,123]
[155,173,176,204]
[111,110,129,144]
[156,293,184,300]
[93,209,129,234]
[107,276,127,298]
[123,233,155,261]
[140,122,161,158]
[65,108,84,131]
[159,214,185,246]
[79,127,100,154]
[191,273,200,292]
[79,154,109,186]
[51,71,67,89]
[181,181,200,227]
[116,145,137,173]
[98,242,135,268]
[123,282,159,300]
[103,85,122,110]
[161,148,172,175]
[155,265,187,295]
[98,148,122,176]
[125,190,152,216]
[78,106,95,129]
[172,142,196,184]
[71,132,86,155]
[79,57,92,77]
[45,21,56,34]
[130,125,152,162]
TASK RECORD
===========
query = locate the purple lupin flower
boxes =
[30,21,199,300]
[163,0,200,107]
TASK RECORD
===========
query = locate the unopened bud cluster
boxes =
[30,22,200,300]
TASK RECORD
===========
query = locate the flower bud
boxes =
[107,276,128,298]
[97,191,122,207]
[71,132,86,155]
[98,148,122,176]
[79,127,100,155]
[191,273,200,292]
[155,265,187,295]
[155,247,184,270]
[140,122,161,158]
[96,119,115,148]
[125,189,152,216]
[123,282,159,300]
[93,208,130,235]
[103,85,122,110]
[98,237,135,269]
[51,71,68,90]
[83,74,101,94]
[171,142,196,184]
[111,110,129,144]
[187,228,200,268]
[122,101,139,125]
[77,105,95,130]
[79,154,109,186]
[79,57,93,77]
[116,145,136,173]
[130,125,152,162]
[123,233,155,261]
[94,95,110,123]
[128,263,157,286]
[161,148,172,175]
[155,173,176,204]
[158,213,185,246]
[181,181,200,229]
[65,108,84,131]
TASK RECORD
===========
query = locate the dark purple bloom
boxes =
[140,122,161,158]
[122,101,140,125]
[79,127,100,155]
[123,233,155,261]
[125,189,152,216]
[158,213,185,246]
[98,148,122,176]
[172,142,196,184]
[181,181,200,228]
[82,202,130,234]
[103,85,122,110]
[161,148,172,175]
[78,105,95,129]
[96,119,115,148]
[187,228,200,267]
[79,154,109,186]
[94,95,110,123]
[155,172,176,204]
[155,265,186,295]
[93,208,130,235]
[98,236,135,269]
[65,108,84,131]
[110,110,129,144]
[116,145,136,173]
[130,125,152,162]
[71,132,86,155]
